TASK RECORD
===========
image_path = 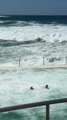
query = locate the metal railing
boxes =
[17,57,67,67]
[0,98,67,120]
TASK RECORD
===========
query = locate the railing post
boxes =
[46,104,49,120]
[19,58,21,67]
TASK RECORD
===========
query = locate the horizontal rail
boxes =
[0,98,67,113]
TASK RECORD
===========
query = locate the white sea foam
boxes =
[0,23,67,42]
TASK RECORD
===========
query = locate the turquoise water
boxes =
[0,68,67,120]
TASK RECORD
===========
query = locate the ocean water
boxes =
[0,15,67,120]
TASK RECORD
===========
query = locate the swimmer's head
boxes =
[45,85,49,89]
[30,86,34,90]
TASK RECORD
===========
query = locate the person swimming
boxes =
[45,85,49,89]
[30,85,49,90]
[30,86,34,90]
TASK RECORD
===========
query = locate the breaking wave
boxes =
[1,38,67,47]
[0,17,67,44]
[0,38,46,47]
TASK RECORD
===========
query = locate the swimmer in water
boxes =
[30,86,34,90]
[45,85,49,89]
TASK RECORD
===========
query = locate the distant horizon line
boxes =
[0,14,67,16]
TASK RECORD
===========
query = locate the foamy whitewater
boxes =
[0,15,67,120]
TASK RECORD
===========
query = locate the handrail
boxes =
[0,98,67,120]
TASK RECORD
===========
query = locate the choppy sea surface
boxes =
[0,15,67,120]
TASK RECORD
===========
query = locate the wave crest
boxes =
[0,38,46,47]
